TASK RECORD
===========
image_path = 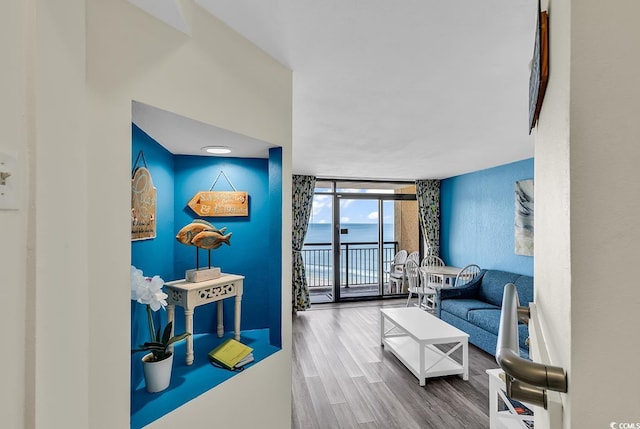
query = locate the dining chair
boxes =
[407,251,420,266]
[454,264,481,287]
[420,255,445,268]
[420,255,445,285]
[387,249,408,293]
[404,259,429,309]
[419,255,445,310]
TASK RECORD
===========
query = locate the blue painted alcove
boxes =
[440,158,534,276]
[130,124,282,428]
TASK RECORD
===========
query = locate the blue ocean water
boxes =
[303,223,397,286]
[305,223,395,244]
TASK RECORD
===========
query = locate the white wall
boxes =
[1,2,29,428]
[533,0,571,427]
[7,0,293,428]
[569,0,640,426]
[34,0,90,427]
[536,0,640,427]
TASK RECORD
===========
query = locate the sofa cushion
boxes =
[467,309,530,351]
[477,270,522,307]
[440,299,499,321]
[467,309,501,335]
[517,324,529,352]
[514,275,534,306]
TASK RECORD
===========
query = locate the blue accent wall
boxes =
[131,124,175,388]
[440,158,534,276]
[172,155,275,335]
[131,125,175,278]
[130,124,283,392]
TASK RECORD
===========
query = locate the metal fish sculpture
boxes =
[176,219,231,249]
[190,230,232,250]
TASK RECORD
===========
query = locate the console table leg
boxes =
[167,304,175,354]
[234,295,241,341]
[217,301,224,338]
[184,309,194,365]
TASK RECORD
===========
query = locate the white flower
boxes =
[130,266,168,311]
[131,266,145,300]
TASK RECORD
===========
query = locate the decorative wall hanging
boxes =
[131,151,157,241]
[176,219,232,282]
[528,0,549,133]
[187,171,248,217]
[514,179,534,256]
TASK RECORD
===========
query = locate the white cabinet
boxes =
[487,368,534,429]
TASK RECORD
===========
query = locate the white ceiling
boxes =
[132,101,276,158]
[131,0,537,180]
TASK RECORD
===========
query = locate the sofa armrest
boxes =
[436,270,486,317]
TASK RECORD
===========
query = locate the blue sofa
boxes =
[435,269,533,358]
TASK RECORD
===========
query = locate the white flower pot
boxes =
[142,352,173,393]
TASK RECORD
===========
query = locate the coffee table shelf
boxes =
[380,307,469,386]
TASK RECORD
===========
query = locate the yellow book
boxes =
[208,339,253,369]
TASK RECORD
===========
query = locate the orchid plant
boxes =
[130,266,190,362]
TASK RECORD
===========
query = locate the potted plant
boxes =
[131,266,191,393]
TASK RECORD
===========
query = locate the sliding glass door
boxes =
[304,180,419,303]
[335,197,385,300]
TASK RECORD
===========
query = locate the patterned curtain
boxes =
[416,180,440,257]
[292,175,316,312]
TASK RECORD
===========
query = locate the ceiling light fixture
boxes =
[202,146,231,154]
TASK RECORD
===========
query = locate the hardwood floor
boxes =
[292,299,498,429]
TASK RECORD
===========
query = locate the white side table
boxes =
[165,274,244,365]
[486,368,534,429]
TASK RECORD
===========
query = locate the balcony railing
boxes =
[302,241,399,289]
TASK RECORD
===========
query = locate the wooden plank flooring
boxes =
[292,300,498,429]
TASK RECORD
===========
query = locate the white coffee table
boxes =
[380,307,469,386]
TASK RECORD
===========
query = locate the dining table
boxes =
[419,265,463,287]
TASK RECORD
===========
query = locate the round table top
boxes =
[419,266,462,277]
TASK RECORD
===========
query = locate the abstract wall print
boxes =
[514,179,534,256]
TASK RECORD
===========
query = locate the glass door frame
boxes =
[332,196,386,300]
[320,180,419,302]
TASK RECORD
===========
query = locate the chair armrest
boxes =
[436,270,486,316]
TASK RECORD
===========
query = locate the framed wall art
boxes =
[514,179,534,256]
[528,1,549,133]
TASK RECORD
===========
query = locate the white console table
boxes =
[487,368,534,429]
[165,274,244,365]
[380,307,468,386]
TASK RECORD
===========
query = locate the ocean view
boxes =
[303,223,397,287]
[305,223,395,244]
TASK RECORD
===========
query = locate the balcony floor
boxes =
[310,283,406,303]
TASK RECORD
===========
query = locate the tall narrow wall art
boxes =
[514,179,534,256]
[131,161,157,241]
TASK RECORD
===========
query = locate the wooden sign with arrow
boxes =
[187,171,248,217]
[187,191,248,217]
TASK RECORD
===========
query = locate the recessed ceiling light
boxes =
[202,146,231,154]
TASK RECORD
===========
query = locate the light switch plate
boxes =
[0,150,19,210]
